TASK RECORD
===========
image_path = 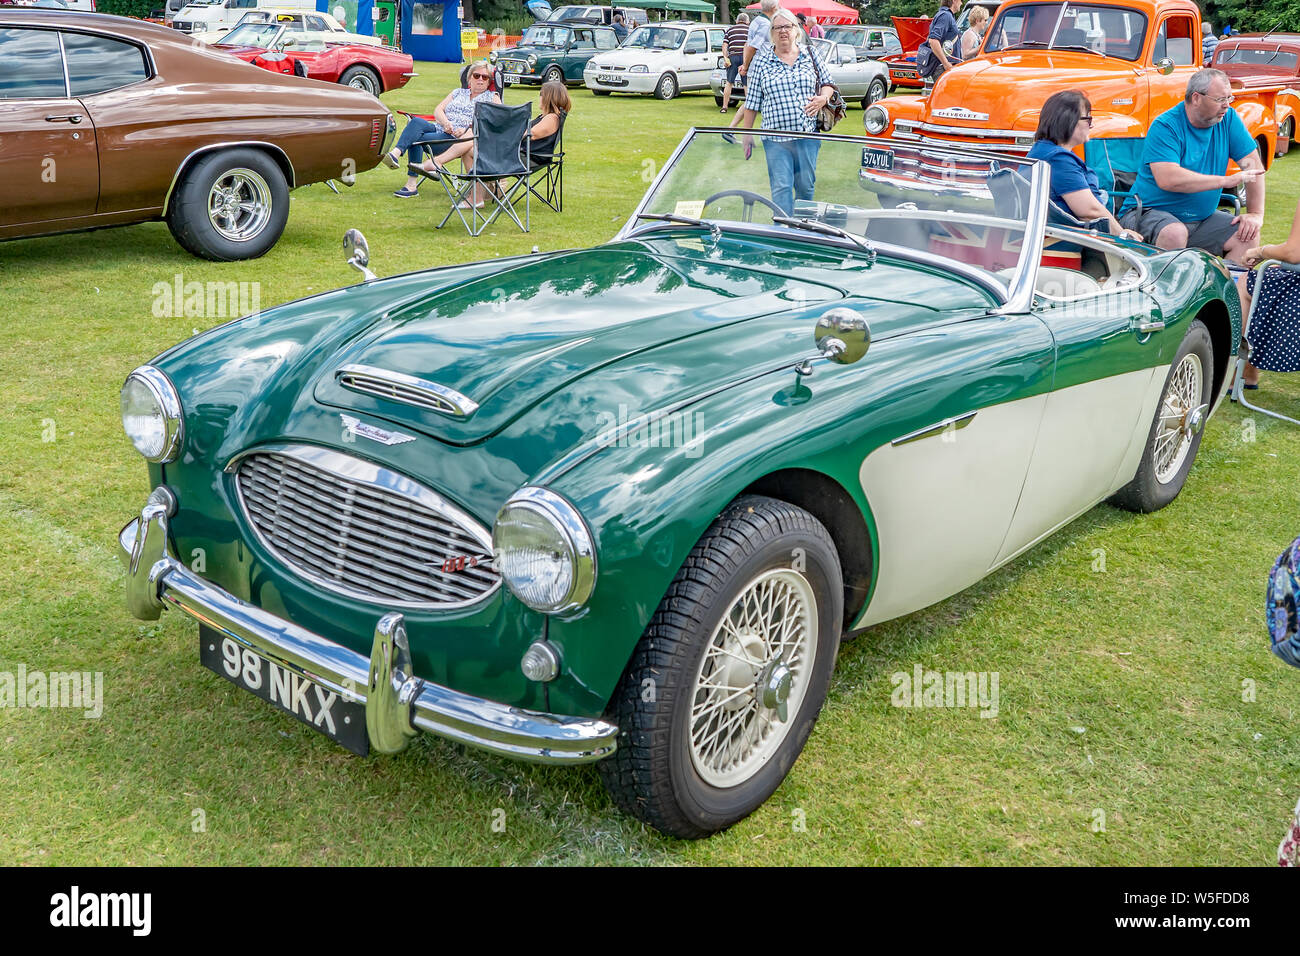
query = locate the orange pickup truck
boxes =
[864,0,1288,195]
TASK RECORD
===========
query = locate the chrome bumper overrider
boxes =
[117,499,617,764]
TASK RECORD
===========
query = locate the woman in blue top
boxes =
[1025,90,1142,241]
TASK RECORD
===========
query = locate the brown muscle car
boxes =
[0,10,395,260]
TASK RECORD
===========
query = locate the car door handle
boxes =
[45,114,83,124]
[1133,318,1165,333]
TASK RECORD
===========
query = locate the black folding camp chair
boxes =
[528,111,566,213]
[436,101,532,236]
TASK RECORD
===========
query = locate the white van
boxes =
[170,0,316,34]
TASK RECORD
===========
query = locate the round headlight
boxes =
[121,366,183,463]
[493,487,596,614]
[864,104,889,135]
[526,53,537,66]
[629,64,648,73]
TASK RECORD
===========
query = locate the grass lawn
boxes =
[1,64,1299,865]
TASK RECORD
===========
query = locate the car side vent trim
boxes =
[337,364,480,418]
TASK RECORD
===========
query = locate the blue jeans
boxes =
[394,117,457,163]
[761,138,821,217]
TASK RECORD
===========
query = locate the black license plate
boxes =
[862,146,894,170]
[200,625,369,755]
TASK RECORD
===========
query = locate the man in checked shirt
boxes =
[733,8,835,216]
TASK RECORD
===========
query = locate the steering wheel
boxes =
[703,189,785,223]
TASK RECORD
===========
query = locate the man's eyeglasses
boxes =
[1079,114,1093,126]
[1197,92,1234,105]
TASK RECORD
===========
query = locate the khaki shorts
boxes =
[1119,206,1239,256]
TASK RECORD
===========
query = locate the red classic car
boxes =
[214,21,415,95]
[1212,33,1300,157]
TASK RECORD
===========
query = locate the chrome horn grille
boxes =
[232,446,499,609]
[337,364,479,418]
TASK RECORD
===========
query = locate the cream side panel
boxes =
[994,368,1156,566]
[854,394,1047,628]
[1106,363,1173,494]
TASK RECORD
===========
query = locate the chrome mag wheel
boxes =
[688,567,817,788]
[207,168,273,242]
[1154,351,1206,484]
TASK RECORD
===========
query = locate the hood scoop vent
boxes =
[337,364,480,419]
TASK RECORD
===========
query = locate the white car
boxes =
[193,8,383,46]
[172,0,316,35]
[583,21,726,99]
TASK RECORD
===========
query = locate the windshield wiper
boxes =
[636,212,706,228]
[772,216,875,258]
[1052,43,1104,56]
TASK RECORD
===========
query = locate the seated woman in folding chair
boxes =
[1025,90,1143,241]
[382,61,500,199]
[1239,200,1300,391]
[529,79,570,161]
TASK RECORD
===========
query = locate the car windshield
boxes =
[219,23,282,46]
[623,26,685,49]
[551,5,595,19]
[984,1,1149,61]
[823,27,865,46]
[629,129,1046,294]
[1216,45,1299,71]
[521,24,572,45]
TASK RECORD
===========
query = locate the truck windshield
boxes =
[984,2,1148,62]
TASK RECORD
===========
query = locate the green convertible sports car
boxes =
[118,130,1240,838]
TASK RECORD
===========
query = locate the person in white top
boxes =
[961,5,988,59]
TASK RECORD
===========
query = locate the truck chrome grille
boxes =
[234,448,499,608]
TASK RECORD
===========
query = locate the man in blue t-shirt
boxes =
[1118,69,1265,262]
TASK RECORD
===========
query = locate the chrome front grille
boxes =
[234,447,499,609]
[500,58,526,71]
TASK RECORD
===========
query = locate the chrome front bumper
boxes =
[117,495,617,764]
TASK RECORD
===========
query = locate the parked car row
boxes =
[492,16,898,101]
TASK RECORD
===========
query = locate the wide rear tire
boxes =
[166,147,289,262]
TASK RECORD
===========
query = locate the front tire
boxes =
[1110,319,1214,513]
[654,71,678,100]
[864,76,887,106]
[598,495,843,838]
[165,147,289,261]
[543,64,565,84]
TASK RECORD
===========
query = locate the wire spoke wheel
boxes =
[206,169,272,242]
[1154,351,1204,484]
[688,568,817,788]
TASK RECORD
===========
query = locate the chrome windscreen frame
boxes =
[615,128,1051,313]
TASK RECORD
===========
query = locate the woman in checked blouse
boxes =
[732,9,835,217]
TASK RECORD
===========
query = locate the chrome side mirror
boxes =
[1155,56,1174,75]
[814,308,871,365]
[343,228,376,282]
